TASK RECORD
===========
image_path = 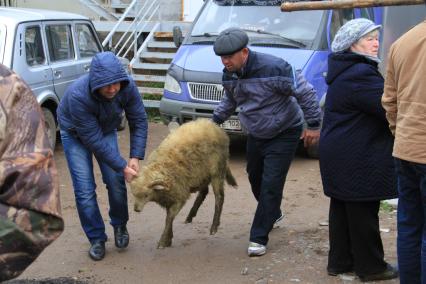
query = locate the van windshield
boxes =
[190,0,325,48]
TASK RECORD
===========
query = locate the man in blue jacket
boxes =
[58,52,148,261]
[212,28,321,257]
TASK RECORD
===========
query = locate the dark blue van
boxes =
[159,0,424,154]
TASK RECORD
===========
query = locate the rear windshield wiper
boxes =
[240,28,306,48]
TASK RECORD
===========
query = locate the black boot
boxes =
[114,225,129,248]
[88,240,105,261]
[359,263,399,282]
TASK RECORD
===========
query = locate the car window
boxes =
[329,9,355,44]
[25,26,46,66]
[75,23,101,58]
[46,24,74,62]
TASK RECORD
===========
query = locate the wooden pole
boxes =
[281,0,424,12]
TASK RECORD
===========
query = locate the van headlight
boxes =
[164,74,181,94]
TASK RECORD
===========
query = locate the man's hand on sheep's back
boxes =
[123,166,137,182]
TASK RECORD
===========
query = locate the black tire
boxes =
[42,108,57,150]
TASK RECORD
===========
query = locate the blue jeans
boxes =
[395,158,426,284]
[247,126,302,245]
[60,129,128,244]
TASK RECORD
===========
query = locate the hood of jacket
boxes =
[89,51,129,96]
[326,51,378,85]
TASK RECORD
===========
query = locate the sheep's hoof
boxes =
[210,227,218,235]
[133,204,141,212]
[157,239,172,249]
[184,217,193,224]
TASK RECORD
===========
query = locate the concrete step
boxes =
[133,74,166,83]
[133,62,170,71]
[110,3,128,9]
[147,41,177,49]
[139,87,164,95]
[141,52,175,60]
[142,99,161,108]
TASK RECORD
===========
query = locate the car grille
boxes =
[188,82,224,102]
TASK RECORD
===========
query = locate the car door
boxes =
[73,21,102,75]
[44,21,79,101]
[11,22,55,102]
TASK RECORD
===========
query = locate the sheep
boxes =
[130,119,237,248]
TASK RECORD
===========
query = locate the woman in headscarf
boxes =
[319,18,398,282]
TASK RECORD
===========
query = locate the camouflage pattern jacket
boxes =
[0,64,64,281]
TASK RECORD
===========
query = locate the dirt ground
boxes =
[11,122,398,284]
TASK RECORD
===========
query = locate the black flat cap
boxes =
[213,28,249,56]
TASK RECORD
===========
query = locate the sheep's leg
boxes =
[185,186,208,224]
[158,202,184,249]
[210,177,225,235]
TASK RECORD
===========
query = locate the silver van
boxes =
[0,7,104,148]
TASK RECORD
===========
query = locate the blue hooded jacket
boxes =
[57,52,148,172]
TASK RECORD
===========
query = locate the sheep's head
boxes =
[130,170,171,212]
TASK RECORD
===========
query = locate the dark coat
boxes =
[319,52,397,201]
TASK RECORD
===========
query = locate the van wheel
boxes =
[42,108,57,150]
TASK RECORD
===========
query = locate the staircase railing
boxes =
[130,22,160,66]
[102,0,160,59]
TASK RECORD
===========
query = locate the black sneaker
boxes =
[88,240,105,261]
[114,225,129,248]
[359,264,399,282]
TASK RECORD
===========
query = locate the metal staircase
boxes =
[82,0,191,107]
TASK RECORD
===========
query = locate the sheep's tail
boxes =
[226,166,238,188]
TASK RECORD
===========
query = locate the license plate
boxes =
[220,119,241,131]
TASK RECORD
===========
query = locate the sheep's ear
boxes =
[149,181,169,191]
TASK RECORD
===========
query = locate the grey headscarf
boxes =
[331,18,381,54]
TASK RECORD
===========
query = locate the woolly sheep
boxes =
[130,119,237,248]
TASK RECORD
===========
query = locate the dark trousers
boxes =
[394,158,426,284]
[247,126,302,245]
[328,197,387,277]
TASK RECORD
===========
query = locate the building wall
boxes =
[15,0,93,18]
[13,0,183,21]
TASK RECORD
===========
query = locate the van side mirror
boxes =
[173,26,183,48]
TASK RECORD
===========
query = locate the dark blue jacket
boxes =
[319,52,397,201]
[57,52,148,172]
[213,50,321,139]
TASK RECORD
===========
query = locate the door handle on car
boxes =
[53,70,62,78]
[84,64,90,72]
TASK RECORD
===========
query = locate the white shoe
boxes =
[273,213,284,229]
[248,242,266,257]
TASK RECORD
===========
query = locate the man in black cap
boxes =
[212,27,321,257]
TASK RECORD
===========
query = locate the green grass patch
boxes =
[143,93,162,100]
[380,201,395,213]
[146,108,162,123]
[143,82,164,88]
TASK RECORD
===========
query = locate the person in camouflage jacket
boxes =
[0,64,64,281]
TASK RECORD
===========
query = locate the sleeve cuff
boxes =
[307,121,321,130]
[212,114,224,125]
